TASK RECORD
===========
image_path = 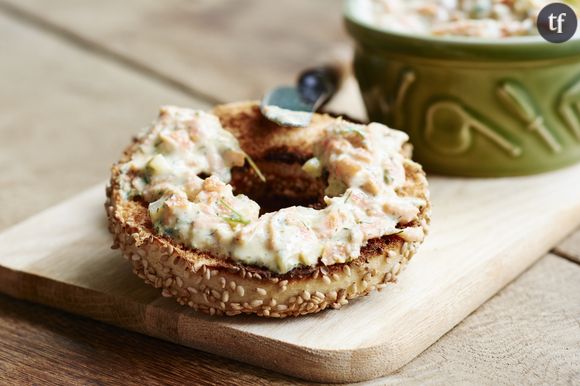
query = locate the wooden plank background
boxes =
[0,0,578,384]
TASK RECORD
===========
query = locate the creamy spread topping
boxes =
[356,0,578,38]
[118,106,426,274]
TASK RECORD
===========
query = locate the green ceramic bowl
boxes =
[344,0,580,176]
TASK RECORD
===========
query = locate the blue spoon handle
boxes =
[297,65,341,110]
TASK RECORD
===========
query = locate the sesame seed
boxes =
[254,273,262,280]
[296,296,304,305]
[269,299,277,307]
[236,285,245,297]
[211,290,221,299]
[209,307,216,316]
[187,301,195,307]
[204,268,211,281]
[161,289,172,298]
[271,277,279,284]
[131,254,140,261]
[256,288,267,296]
[219,277,226,288]
[193,276,203,285]
[211,269,219,277]
[322,276,331,285]
[270,312,281,318]
[332,273,340,281]
[202,294,209,303]
[230,303,242,310]
[226,310,241,316]
[301,291,311,301]
[392,262,401,275]
[219,302,226,310]
[288,296,297,304]
[279,280,288,287]
[280,285,287,292]
[328,291,338,301]
[176,277,183,288]
[222,291,229,302]
[187,287,198,294]
[164,278,173,288]
[275,304,288,311]
[250,299,263,307]
[229,281,237,291]
[313,271,319,279]
[263,309,270,317]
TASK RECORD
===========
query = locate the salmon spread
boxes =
[118,106,426,274]
[357,0,576,38]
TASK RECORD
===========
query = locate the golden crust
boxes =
[105,102,431,317]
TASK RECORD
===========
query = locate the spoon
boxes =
[261,65,341,127]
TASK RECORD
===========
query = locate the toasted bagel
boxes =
[106,102,430,317]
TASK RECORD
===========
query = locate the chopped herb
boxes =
[343,190,352,203]
[338,125,365,138]
[223,216,249,226]
[243,151,266,183]
[219,198,250,226]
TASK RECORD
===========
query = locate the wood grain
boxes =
[2,162,580,382]
[0,294,301,386]
[0,1,579,384]
[0,8,204,231]
[0,0,348,104]
[378,255,580,386]
[554,227,580,264]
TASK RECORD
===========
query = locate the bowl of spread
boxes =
[344,0,580,176]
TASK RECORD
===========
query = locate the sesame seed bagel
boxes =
[105,102,430,317]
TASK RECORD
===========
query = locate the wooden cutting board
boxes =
[1,164,580,383]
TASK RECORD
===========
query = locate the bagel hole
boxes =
[230,163,326,215]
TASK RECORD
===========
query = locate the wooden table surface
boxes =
[0,1,578,384]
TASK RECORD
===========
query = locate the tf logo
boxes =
[537,2,578,43]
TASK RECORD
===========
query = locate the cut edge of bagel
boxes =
[105,102,431,318]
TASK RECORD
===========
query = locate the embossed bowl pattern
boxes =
[344,0,580,176]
